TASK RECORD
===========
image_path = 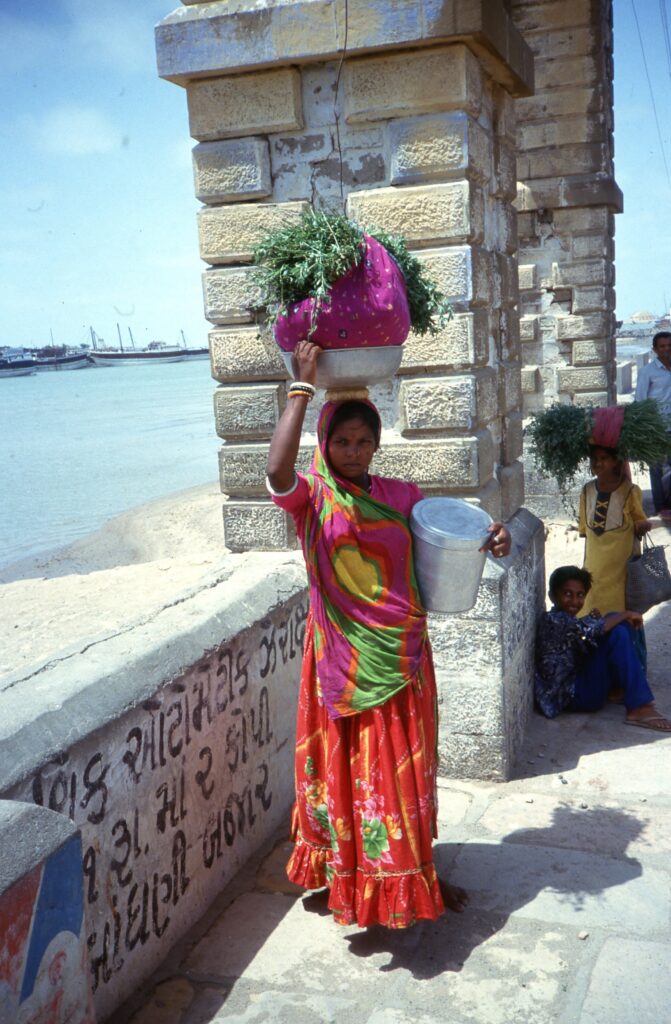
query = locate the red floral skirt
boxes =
[287,613,445,929]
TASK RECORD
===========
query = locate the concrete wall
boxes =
[0,556,307,1022]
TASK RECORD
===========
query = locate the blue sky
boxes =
[1,1,670,351]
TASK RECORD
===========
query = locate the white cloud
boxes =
[30,105,121,156]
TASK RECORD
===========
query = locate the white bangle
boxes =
[289,380,316,396]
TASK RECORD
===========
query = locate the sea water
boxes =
[0,359,221,568]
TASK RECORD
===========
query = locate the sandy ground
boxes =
[1,477,669,684]
[0,482,234,680]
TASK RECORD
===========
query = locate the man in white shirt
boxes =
[634,330,671,515]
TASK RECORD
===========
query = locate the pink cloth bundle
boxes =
[273,235,411,352]
[591,405,625,449]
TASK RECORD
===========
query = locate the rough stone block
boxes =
[520,314,540,343]
[534,54,600,91]
[557,365,609,394]
[192,138,272,204]
[187,68,303,142]
[500,362,522,413]
[513,1,594,33]
[516,85,603,123]
[557,312,611,341]
[572,232,614,259]
[222,500,297,552]
[553,258,612,288]
[522,26,602,62]
[493,85,517,144]
[399,371,498,433]
[521,365,540,393]
[498,461,525,519]
[573,390,611,408]
[517,211,537,241]
[210,327,286,383]
[400,311,489,372]
[374,434,495,490]
[497,202,518,255]
[499,308,521,361]
[492,140,517,200]
[572,339,609,365]
[198,201,309,264]
[347,182,484,247]
[214,384,285,441]
[498,253,519,308]
[502,412,524,463]
[344,45,483,123]
[518,263,537,290]
[572,285,615,315]
[552,206,614,235]
[517,142,610,180]
[220,442,314,497]
[388,112,491,186]
[202,268,263,324]
[518,114,608,151]
[418,247,494,308]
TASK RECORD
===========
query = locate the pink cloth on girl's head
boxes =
[273,235,411,352]
[591,406,625,449]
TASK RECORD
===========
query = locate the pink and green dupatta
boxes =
[302,400,427,720]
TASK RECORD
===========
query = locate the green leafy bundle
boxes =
[525,403,592,495]
[617,398,671,468]
[526,399,671,497]
[252,209,452,336]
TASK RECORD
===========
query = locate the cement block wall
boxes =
[0,557,307,1022]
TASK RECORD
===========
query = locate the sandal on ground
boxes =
[625,713,671,732]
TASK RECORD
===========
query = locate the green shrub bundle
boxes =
[252,208,452,336]
[526,399,671,496]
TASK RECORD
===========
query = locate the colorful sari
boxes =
[270,400,445,928]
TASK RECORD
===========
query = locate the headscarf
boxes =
[590,406,631,481]
[301,399,427,720]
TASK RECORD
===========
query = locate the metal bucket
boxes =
[282,345,403,389]
[410,497,493,613]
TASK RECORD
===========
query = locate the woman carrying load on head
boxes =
[266,339,511,930]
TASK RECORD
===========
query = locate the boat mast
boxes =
[128,327,136,350]
[116,322,124,353]
[180,329,187,350]
[89,326,98,351]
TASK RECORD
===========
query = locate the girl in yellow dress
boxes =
[579,445,652,673]
[579,445,652,616]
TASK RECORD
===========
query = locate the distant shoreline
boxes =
[0,480,222,585]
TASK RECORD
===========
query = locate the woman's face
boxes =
[590,447,621,481]
[327,416,377,484]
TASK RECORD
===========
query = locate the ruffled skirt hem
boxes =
[287,832,445,930]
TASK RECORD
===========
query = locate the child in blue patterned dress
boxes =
[534,565,671,732]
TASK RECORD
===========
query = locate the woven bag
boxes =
[625,533,671,613]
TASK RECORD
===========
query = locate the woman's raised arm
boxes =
[266,340,321,492]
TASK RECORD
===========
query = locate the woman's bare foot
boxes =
[439,879,468,913]
[625,703,671,732]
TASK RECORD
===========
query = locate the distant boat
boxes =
[0,357,36,378]
[35,353,92,371]
[88,349,189,366]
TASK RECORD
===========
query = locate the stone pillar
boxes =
[510,0,621,515]
[155,0,545,779]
